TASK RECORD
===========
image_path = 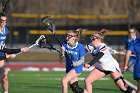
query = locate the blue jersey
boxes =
[62,41,86,74]
[128,39,140,79]
[0,27,9,56]
[124,36,140,63]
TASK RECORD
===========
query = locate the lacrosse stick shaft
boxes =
[43,44,61,53]
[54,33,62,47]
[28,44,37,49]
[1,0,9,14]
[16,44,37,55]
[109,47,135,57]
[122,62,135,73]
[16,35,45,55]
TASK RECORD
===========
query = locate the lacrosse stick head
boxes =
[35,35,46,46]
[38,36,47,48]
[41,16,56,33]
[1,0,9,15]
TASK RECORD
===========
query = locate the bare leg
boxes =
[2,68,9,93]
[69,76,88,93]
[85,68,105,93]
[110,71,136,93]
[62,69,80,93]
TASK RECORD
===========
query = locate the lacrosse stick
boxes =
[1,0,9,14]
[16,35,45,55]
[41,16,73,63]
[108,47,136,57]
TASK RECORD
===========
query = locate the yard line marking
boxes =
[78,77,109,80]
[35,77,109,81]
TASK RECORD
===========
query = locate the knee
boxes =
[85,78,92,84]
[114,76,134,93]
[3,75,8,82]
[0,61,5,67]
[61,77,68,85]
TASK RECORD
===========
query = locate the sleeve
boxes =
[128,42,134,52]
[124,37,128,50]
[88,52,104,66]
[5,27,9,35]
[75,44,86,66]
[79,44,86,57]
[1,48,21,54]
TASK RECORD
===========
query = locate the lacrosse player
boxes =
[0,12,29,93]
[84,29,136,93]
[61,29,87,93]
[124,38,140,93]
[122,27,140,72]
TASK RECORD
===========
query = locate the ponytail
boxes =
[75,28,86,41]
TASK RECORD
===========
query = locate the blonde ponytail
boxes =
[75,28,86,41]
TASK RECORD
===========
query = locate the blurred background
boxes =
[0,0,140,67]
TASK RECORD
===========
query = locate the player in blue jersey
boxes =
[124,38,140,93]
[0,12,10,93]
[84,29,136,93]
[0,13,29,93]
[61,29,87,93]
[122,27,140,72]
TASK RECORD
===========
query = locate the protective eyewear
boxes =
[0,19,6,23]
[128,31,135,34]
[90,36,98,41]
[66,34,76,38]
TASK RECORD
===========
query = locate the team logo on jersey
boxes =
[0,36,6,39]
[65,50,78,55]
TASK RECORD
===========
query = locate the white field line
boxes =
[17,67,95,71]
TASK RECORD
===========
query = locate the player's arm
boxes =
[73,56,85,66]
[0,53,16,60]
[1,48,21,54]
[84,45,106,68]
[123,42,133,70]
[88,52,104,66]
[73,44,86,67]
[2,47,29,54]
[124,50,132,70]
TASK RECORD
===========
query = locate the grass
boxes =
[1,70,136,93]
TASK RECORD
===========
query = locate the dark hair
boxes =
[0,12,6,17]
[129,27,139,36]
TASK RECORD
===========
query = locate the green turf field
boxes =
[2,71,136,93]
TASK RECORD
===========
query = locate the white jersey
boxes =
[87,43,121,72]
